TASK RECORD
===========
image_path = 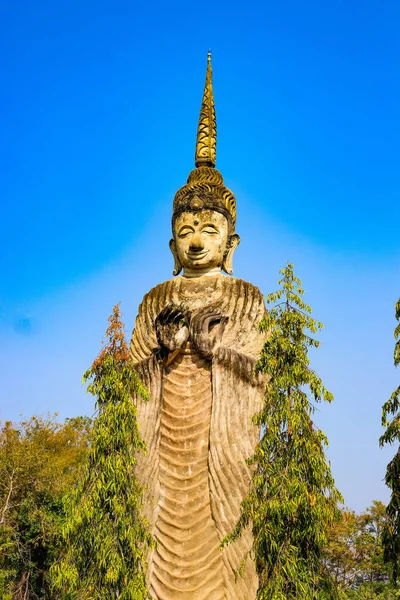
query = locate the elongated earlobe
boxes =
[169,239,182,276]
[222,234,240,275]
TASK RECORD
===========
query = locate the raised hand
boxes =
[155,305,189,353]
[189,306,228,360]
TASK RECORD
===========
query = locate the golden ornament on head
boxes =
[190,196,204,210]
[172,53,237,230]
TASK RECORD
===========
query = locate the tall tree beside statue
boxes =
[223,263,343,599]
[51,304,154,600]
[379,298,400,584]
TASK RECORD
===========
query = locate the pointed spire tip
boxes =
[195,53,216,168]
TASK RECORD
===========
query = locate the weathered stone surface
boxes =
[130,275,265,599]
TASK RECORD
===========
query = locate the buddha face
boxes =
[171,210,231,277]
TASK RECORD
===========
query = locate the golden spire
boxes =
[195,52,216,168]
[173,53,236,230]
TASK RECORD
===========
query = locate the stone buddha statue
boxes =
[130,54,266,600]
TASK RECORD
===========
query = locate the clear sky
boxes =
[1,0,399,513]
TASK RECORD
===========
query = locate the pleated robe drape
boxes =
[130,274,266,600]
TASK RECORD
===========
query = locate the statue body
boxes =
[131,275,265,599]
[130,55,265,599]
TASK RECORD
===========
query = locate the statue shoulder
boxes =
[221,276,266,305]
[217,276,267,334]
[137,278,178,319]
[135,276,265,321]
[130,278,179,363]
[217,277,266,358]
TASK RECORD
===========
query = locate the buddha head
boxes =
[170,187,240,277]
[169,54,240,278]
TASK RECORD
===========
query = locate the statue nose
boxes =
[189,234,204,251]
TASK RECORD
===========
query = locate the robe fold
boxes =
[130,274,266,600]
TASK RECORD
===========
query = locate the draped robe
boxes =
[130,274,266,600]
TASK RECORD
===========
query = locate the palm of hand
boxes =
[155,306,189,352]
[156,304,228,360]
[189,306,228,360]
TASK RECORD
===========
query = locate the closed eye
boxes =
[178,226,194,238]
[202,225,219,235]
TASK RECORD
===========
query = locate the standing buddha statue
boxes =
[130,54,266,600]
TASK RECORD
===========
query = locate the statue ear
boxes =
[222,234,240,275]
[169,239,182,276]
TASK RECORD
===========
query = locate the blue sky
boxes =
[1,0,399,512]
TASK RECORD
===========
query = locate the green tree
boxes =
[354,501,390,589]
[380,298,400,584]
[0,414,91,599]
[223,263,343,599]
[324,509,359,591]
[51,304,154,599]
[324,502,392,598]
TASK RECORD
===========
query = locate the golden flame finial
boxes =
[173,53,236,231]
[195,52,216,168]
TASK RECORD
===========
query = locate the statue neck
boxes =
[182,266,222,278]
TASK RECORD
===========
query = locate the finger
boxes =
[175,325,189,347]
[171,309,185,326]
[157,305,184,327]
[157,305,174,325]
[211,315,229,334]
[191,314,209,338]
[197,312,225,335]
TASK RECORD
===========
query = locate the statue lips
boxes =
[186,250,209,261]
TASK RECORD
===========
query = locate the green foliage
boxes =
[0,414,91,599]
[324,509,359,590]
[343,585,400,600]
[51,304,154,599]
[325,502,391,594]
[380,299,400,584]
[223,263,343,599]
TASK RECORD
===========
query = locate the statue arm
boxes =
[133,352,161,379]
[189,304,266,385]
[130,284,166,365]
[131,289,190,371]
[213,345,261,385]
